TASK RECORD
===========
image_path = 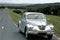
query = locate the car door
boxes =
[20,14,26,33]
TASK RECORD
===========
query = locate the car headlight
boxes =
[50,27,54,30]
[27,24,34,31]
[50,24,54,30]
[49,24,54,32]
[46,24,54,31]
[28,27,33,31]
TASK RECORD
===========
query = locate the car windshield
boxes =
[27,14,45,20]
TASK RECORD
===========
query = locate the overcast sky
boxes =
[0,0,60,4]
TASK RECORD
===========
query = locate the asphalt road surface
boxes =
[0,8,59,40]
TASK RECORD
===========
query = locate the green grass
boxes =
[9,9,60,37]
[0,8,4,12]
[46,15,60,37]
[9,9,21,25]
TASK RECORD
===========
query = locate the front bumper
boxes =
[27,31,54,36]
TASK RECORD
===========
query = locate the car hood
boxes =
[27,19,47,26]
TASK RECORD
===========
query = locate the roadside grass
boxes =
[0,8,4,13]
[46,15,60,37]
[9,9,21,25]
[9,9,60,37]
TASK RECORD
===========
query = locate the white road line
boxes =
[15,24,17,27]
[2,26,4,29]
[13,22,18,27]
[58,38,60,40]
[53,34,60,40]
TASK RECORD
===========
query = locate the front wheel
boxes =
[25,27,29,39]
[19,30,21,33]
[47,35,53,40]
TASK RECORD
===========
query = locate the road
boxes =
[0,8,59,40]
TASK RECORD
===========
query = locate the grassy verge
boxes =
[0,8,4,13]
[9,9,60,37]
[9,9,21,25]
[46,15,60,37]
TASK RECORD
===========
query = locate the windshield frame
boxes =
[26,14,46,20]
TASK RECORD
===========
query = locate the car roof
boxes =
[24,12,44,15]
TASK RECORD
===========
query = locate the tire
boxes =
[47,35,53,40]
[24,27,29,39]
[19,30,21,33]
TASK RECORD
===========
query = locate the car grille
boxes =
[38,32,46,35]
[38,25,45,30]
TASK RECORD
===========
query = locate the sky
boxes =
[0,0,60,4]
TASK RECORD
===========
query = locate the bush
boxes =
[13,9,22,14]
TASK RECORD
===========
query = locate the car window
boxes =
[27,14,45,19]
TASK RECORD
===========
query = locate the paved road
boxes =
[0,8,59,40]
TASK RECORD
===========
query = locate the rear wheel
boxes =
[47,35,53,40]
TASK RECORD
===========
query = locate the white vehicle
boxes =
[18,12,54,40]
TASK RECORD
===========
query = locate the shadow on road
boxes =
[12,32,26,40]
[19,32,49,40]
[12,31,51,40]
[27,36,49,40]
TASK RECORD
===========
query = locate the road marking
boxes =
[13,22,18,27]
[53,34,60,40]
[15,24,17,27]
[58,38,60,40]
[2,26,4,29]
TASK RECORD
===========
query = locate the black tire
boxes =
[19,30,21,33]
[24,27,29,39]
[47,35,53,40]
